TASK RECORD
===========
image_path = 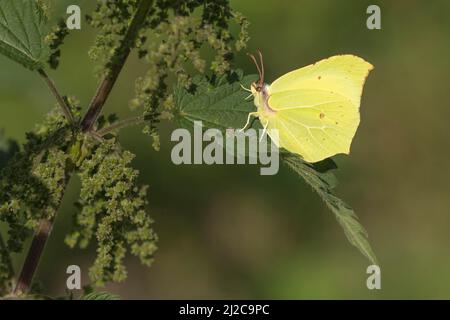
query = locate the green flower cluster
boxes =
[87,0,141,77]
[87,0,249,150]
[0,102,156,289]
[133,0,250,149]
[0,105,73,293]
[0,130,19,170]
[0,108,73,253]
[0,129,19,294]
[45,19,70,69]
[66,141,157,286]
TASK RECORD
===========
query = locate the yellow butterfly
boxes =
[242,52,373,163]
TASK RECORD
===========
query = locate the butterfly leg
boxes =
[240,84,254,100]
[239,112,258,132]
[260,121,269,142]
[245,93,253,100]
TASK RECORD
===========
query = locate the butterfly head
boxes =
[248,51,266,94]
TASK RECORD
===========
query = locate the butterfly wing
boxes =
[266,55,373,163]
[266,89,358,163]
[269,55,374,106]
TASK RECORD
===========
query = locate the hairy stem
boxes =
[97,115,147,136]
[81,0,154,132]
[13,219,52,295]
[38,69,74,124]
[13,177,71,296]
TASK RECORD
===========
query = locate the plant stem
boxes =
[13,177,71,296]
[38,69,74,124]
[13,219,52,295]
[97,115,147,136]
[81,0,154,132]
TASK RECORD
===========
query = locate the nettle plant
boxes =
[0,0,376,298]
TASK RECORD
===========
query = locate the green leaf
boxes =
[174,71,258,131]
[0,0,50,70]
[282,152,378,264]
[80,291,121,300]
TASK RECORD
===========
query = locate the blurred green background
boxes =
[1,0,450,299]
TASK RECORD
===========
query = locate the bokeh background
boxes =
[1,0,450,299]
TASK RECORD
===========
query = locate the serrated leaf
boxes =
[80,291,120,300]
[282,152,377,264]
[0,0,50,70]
[174,71,258,131]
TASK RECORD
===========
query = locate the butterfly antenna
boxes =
[258,50,265,86]
[248,53,263,85]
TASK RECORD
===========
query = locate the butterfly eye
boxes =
[256,86,262,92]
